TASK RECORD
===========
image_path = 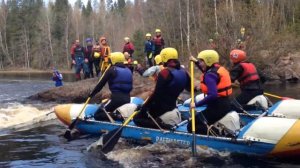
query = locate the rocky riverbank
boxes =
[28,73,154,103]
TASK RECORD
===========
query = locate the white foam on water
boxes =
[106,142,231,168]
[0,103,56,131]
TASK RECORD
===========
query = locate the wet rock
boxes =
[261,51,300,83]
[28,73,154,103]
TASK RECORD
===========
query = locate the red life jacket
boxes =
[200,64,232,97]
[238,62,259,85]
[153,36,163,46]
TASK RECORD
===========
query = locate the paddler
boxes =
[133,48,191,129]
[90,52,133,121]
[229,49,265,111]
[189,50,232,134]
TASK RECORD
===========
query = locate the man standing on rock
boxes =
[71,40,90,80]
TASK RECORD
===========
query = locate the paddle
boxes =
[263,92,294,100]
[190,61,197,157]
[98,97,150,153]
[63,64,111,141]
[98,107,139,153]
[232,83,294,100]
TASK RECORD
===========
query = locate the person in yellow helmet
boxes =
[152,29,165,61]
[189,50,232,134]
[133,48,191,129]
[144,33,154,67]
[90,52,133,121]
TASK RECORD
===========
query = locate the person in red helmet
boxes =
[229,49,264,111]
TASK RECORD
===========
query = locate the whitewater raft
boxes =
[54,100,300,157]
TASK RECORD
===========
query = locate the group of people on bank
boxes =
[84,33,264,135]
[70,29,165,81]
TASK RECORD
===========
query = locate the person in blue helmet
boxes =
[89,52,133,121]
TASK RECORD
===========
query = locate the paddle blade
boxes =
[99,127,123,153]
[63,129,72,141]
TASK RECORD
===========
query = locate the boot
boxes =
[75,74,81,81]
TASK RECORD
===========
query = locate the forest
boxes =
[0,0,300,70]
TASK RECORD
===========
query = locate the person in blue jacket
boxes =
[52,68,63,87]
[144,33,153,67]
[89,52,133,121]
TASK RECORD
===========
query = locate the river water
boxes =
[0,74,300,168]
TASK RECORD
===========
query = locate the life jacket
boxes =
[164,67,187,96]
[74,46,84,58]
[123,42,134,53]
[238,62,260,85]
[101,46,111,62]
[153,36,163,46]
[108,66,133,94]
[200,64,232,97]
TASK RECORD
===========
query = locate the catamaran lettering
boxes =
[156,136,190,145]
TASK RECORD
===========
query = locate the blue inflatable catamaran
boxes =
[54,97,300,158]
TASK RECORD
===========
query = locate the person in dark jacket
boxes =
[123,37,135,57]
[90,52,133,121]
[229,49,264,111]
[133,48,191,129]
[71,40,90,80]
[144,33,154,67]
[92,40,102,77]
[188,50,232,134]
[85,38,94,78]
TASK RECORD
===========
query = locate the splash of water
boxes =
[105,142,230,168]
[0,103,55,131]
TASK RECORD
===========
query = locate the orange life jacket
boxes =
[238,62,260,85]
[200,64,232,97]
[101,46,111,62]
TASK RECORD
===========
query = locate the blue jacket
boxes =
[144,40,153,53]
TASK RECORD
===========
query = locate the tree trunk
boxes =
[46,10,54,66]
[186,0,191,56]
[214,0,218,34]
[179,0,184,55]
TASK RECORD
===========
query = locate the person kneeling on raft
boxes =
[133,48,191,129]
[89,52,133,121]
[189,50,232,135]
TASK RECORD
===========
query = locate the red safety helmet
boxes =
[230,49,246,63]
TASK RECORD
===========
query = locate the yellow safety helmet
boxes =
[197,50,219,67]
[110,52,125,65]
[146,33,151,37]
[154,55,162,65]
[160,48,178,63]
[155,29,161,33]
[124,37,130,42]
[94,52,100,58]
